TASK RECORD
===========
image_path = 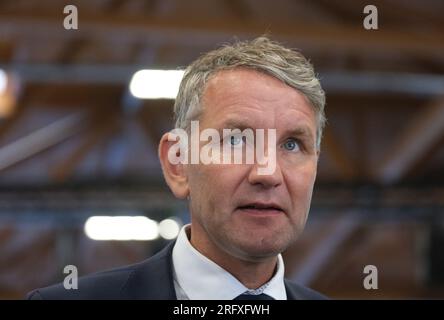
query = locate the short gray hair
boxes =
[174,36,326,149]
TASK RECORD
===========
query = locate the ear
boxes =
[158,132,189,199]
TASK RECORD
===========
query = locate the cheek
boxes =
[287,164,317,204]
[207,163,246,185]
[188,165,234,205]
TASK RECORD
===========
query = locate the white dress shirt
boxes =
[172,224,287,300]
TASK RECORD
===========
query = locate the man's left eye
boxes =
[282,139,300,152]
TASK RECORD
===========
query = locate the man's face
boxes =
[185,68,319,262]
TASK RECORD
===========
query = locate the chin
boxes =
[233,239,288,261]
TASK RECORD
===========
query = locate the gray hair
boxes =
[174,36,326,149]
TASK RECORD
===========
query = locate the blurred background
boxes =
[1,0,444,299]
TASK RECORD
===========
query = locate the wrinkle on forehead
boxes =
[200,69,317,140]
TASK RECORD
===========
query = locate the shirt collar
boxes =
[172,224,287,300]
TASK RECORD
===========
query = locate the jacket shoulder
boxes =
[284,279,328,300]
[27,242,175,300]
[27,264,137,300]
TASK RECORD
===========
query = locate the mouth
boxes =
[237,202,285,216]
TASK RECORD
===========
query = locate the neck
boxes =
[189,225,278,289]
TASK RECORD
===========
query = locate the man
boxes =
[28,36,326,300]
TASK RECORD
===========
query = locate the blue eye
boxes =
[230,135,243,146]
[283,139,300,152]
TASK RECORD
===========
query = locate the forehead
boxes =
[200,68,316,132]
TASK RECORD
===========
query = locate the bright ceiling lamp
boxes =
[0,69,18,118]
[0,69,7,94]
[84,216,159,241]
[129,69,184,99]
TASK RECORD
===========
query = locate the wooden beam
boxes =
[57,38,88,64]
[0,40,14,62]
[103,0,128,12]
[223,0,250,19]
[407,134,444,179]
[3,65,444,96]
[290,210,361,286]
[298,0,359,24]
[0,100,25,142]
[50,111,120,182]
[137,100,173,150]
[375,98,444,184]
[374,0,444,27]
[353,110,368,180]
[322,126,357,180]
[22,83,124,108]
[0,11,443,56]
[0,113,86,172]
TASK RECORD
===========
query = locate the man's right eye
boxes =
[230,135,243,146]
[223,134,244,147]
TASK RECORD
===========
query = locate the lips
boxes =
[237,202,284,215]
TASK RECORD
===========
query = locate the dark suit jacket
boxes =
[27,242,326,300]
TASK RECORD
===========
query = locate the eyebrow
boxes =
[220,118,315,140]
[285,126,314,141]
[219,118,253,131]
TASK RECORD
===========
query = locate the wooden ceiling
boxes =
[0,0,443,186]
[1,0,444,299]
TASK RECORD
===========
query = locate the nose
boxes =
[247,161,283,188]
